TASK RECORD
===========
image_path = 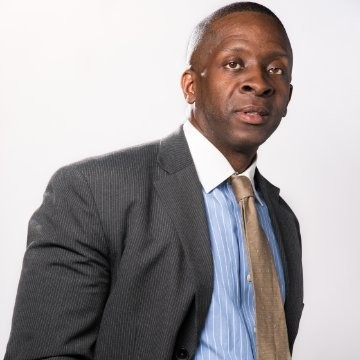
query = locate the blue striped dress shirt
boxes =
[183,121,285,360]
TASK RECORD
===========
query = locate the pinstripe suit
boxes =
[5,127,303,360]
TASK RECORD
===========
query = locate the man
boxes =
[5,2,303,360]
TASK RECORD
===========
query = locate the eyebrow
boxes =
[219,47,290,59]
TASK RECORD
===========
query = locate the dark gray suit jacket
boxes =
[5,127,303,360]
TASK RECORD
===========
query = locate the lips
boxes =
[234,105,270,124]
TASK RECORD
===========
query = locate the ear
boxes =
[288,84,293,103]
[181,69,197,104]
[282,84,293,117]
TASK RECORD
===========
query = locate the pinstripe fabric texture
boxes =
[194,180,285,360]
[5,127,303,360]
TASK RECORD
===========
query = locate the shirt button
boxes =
[247,274,252,282]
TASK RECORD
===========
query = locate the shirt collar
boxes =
[183,120,262,203]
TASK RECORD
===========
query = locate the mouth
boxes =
[234,105,270,124]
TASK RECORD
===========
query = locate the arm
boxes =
[5,165,110,360]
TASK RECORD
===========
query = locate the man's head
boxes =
[186,2,292,70]
[181,2,293,166]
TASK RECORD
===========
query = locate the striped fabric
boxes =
[194,180,285,360]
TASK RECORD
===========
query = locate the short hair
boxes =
[187,2,291,67]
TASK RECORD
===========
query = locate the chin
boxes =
[231,134,269,151]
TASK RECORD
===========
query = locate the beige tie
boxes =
[230,175,291,360]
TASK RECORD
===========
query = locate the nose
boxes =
[240,68,274,97]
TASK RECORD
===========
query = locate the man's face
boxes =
[182,11,293,159]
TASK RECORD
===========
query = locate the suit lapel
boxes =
[255,170,290,298]
[154,127,214,339]
[256,170,304,350]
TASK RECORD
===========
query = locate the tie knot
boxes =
[230,175,254,201]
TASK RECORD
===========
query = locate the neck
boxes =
[221,149,257,174]
[189,113,258,174]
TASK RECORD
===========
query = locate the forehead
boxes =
[202,11,291,56]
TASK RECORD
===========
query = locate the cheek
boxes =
[277,85,292,105]
[203,75,229,98]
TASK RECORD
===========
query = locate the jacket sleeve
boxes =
[5,165,110,360]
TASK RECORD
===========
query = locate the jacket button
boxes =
[175,347,189,359]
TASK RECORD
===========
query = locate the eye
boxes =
[268,67,284,75]
[225,61,243,70]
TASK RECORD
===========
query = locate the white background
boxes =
[1,0,359,358]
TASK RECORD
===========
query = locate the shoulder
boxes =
[49,139,161,188]
[71,140,160,178]
[255,169,300,227]
[49,126,189,191]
